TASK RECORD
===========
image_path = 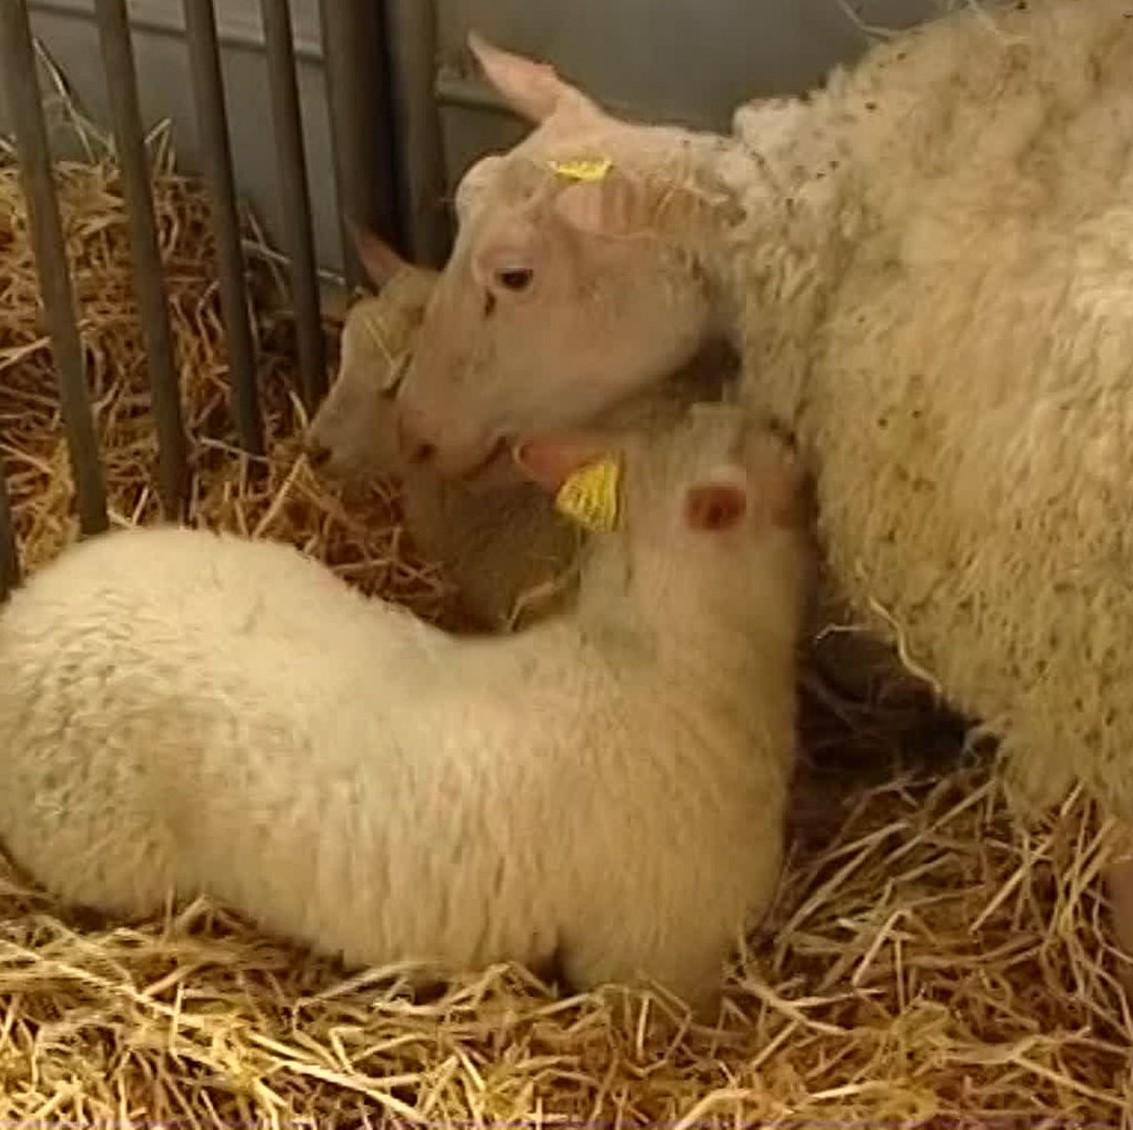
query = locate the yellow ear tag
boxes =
[554,456,621,533]
[548,156,613,182]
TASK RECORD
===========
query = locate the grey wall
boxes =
[432,0,945,197]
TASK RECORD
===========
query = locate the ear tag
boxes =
[548,156,613,182]
[554,456,621,533]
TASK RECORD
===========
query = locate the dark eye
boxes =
[496,267,533,292]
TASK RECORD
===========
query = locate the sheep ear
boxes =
[554,166,745,240]
[512,433,612,493]
[745,433,810,529]
[469,32,595,124]
[684,479,748,533]
[349,223,409,288]
[552,173,649,237]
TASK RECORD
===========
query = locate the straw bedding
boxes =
[0,106,1131,1128]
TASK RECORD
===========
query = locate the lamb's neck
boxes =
[574,563,800,741]
[651,121,851,429]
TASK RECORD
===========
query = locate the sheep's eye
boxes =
[483,291,497,318]
[497,267,533,293]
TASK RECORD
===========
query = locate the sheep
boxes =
[0,403,812,1014]
[305,229,735,630]
[387,2,1133,944]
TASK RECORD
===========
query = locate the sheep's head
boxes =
[394,35,740,479]
[305,231,438,480]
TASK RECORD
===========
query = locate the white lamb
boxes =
[0,404,811,1013]
[305,229,734,630]
[387,3,1133,945]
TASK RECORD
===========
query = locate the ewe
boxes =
[390,1,1133,946]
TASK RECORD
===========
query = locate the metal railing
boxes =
[0,0,397,600]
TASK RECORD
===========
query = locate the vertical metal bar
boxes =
[0,469,18,601]
[260,0,327,411]
[384,0,450,267]
[0,0,108,536]
[94,0,189,518]
[318,0,399,287]
[182,0,264,455]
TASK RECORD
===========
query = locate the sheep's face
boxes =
[305,237,438,480]
[515,405,812,626]
[393,36,717,480]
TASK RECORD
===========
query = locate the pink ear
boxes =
[512,434,612,493]
[685,483,748,532]
[765,456,809,529]
[454,154,505,221]
[350,223,409,288]
[469,32,591,124]
[746,434,809,529]
[553,175,646,237]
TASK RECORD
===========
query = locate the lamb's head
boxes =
[515,404,813,639]
[394,34,746,479]
[305,232,438,480]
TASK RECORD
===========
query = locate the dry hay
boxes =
[0,105,1132,1130]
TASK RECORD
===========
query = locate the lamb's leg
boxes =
[558,927,727,1022]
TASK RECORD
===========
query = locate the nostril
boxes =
[305,442,331,468]
[408,441,436,465]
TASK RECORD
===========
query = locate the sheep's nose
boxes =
[304,439,331,468]
[396,413,436,465]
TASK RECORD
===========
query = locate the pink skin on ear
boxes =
[553,175,644,238]
[763,455,809,530]
[512,434,613,493]
[685,483,748,532]
[467,31,601,125]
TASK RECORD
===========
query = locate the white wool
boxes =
[717,0,1133,811]
[0,415,809,1010]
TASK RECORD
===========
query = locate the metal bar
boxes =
[0,0,108,537]
[0,468,18,601]
[94,0,189,518]
[32,0,325,64]
[385,0,450,267]
[319,0,398,287]
[260,0,327,411]
[182,0,265,454]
